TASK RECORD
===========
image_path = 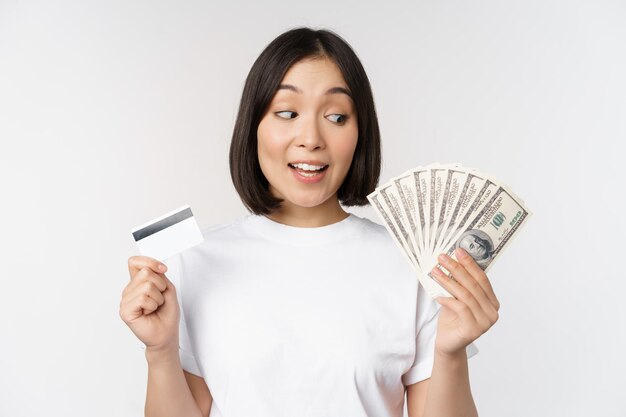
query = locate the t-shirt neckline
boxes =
[245,212,361,245]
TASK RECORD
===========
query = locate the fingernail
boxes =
[431,268,444,278]
[455,248,468,259]
[158,264,167,272]
[438,253,451,264]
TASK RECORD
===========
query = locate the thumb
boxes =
[436,296,447,305]
[161,274,178,301]
[436,296,454,308]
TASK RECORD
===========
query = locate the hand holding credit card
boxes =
[130,204,204,262]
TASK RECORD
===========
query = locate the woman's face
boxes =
[256,56,358,210]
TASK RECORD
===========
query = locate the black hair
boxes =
[229,27,381,215]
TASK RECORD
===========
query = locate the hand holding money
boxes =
[368,162,531,353]
[367,163,531,299]
[431,248,501,356]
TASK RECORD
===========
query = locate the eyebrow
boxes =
[277,84,352,98]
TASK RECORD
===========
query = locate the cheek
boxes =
[257,118,287,169]
[335,128,359,165]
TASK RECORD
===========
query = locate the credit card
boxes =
[130,204,204,262]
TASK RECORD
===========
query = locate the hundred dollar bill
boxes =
[427,184,532,298]
[392,167,428,260]
[434,173,496,257]
[386,172,424,264]
[431,168,467,253]
[368,190,447,297]
[429,165,464,257]
[378,182,422,269]
[369,163,531,300]
[416,168,432,258]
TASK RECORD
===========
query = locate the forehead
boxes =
[280,56,348,89]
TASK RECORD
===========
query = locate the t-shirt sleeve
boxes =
[164,253,204,377]
[401,281,479,386]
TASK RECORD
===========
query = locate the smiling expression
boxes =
[256,56,359,209]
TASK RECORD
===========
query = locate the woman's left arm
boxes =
[407,247,501,417]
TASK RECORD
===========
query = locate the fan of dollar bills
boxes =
[367,163,532,299]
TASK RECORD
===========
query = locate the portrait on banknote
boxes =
[454,229,494,270]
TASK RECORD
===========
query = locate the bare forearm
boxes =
[422,350,478,417]
[145,348,203,417]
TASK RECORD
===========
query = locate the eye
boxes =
[326,114,347,124]
[275,111,298,119]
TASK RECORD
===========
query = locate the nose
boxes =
[294,114,325,150]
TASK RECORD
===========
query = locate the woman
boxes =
[120,27,500,417]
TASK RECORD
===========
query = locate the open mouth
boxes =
[288,163,329,177]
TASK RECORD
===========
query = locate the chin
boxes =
[286,193,332,208]
[288,198,326,208]
[270,183,336,209]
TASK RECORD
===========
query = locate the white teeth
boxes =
[299,170,321,177]
[290,162,326,171]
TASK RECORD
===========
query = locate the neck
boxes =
[265,194,350,228]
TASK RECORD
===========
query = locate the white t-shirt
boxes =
[165,212,478,417]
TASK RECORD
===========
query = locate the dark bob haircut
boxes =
[229,27,381,215]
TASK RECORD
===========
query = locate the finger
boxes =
[437,252,498,320]
[436,296,484,341]
[436,296,477,326]
[434,267,497,331]
[120,290,160,321]
[128,256,167,279]
[431,262,483,322]
[161,274,177,296]
[454,248,501,312]
[124,280,166,308]
[138,281,166,306]
[124,267,168,297]
[132,290,162,315]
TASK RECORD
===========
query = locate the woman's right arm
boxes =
[119,256,212,417]
[145,347,212,417]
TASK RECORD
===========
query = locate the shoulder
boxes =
[352,214,396,244]
[198,214,251,242]
[168,214,250,269]
[351,214,419,276]
[349,214,408,260]
[165,215,251,284]
[351,214,388,237]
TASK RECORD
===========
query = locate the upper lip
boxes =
[288,160,329,166]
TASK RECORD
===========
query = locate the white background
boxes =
[1,1,624,416]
